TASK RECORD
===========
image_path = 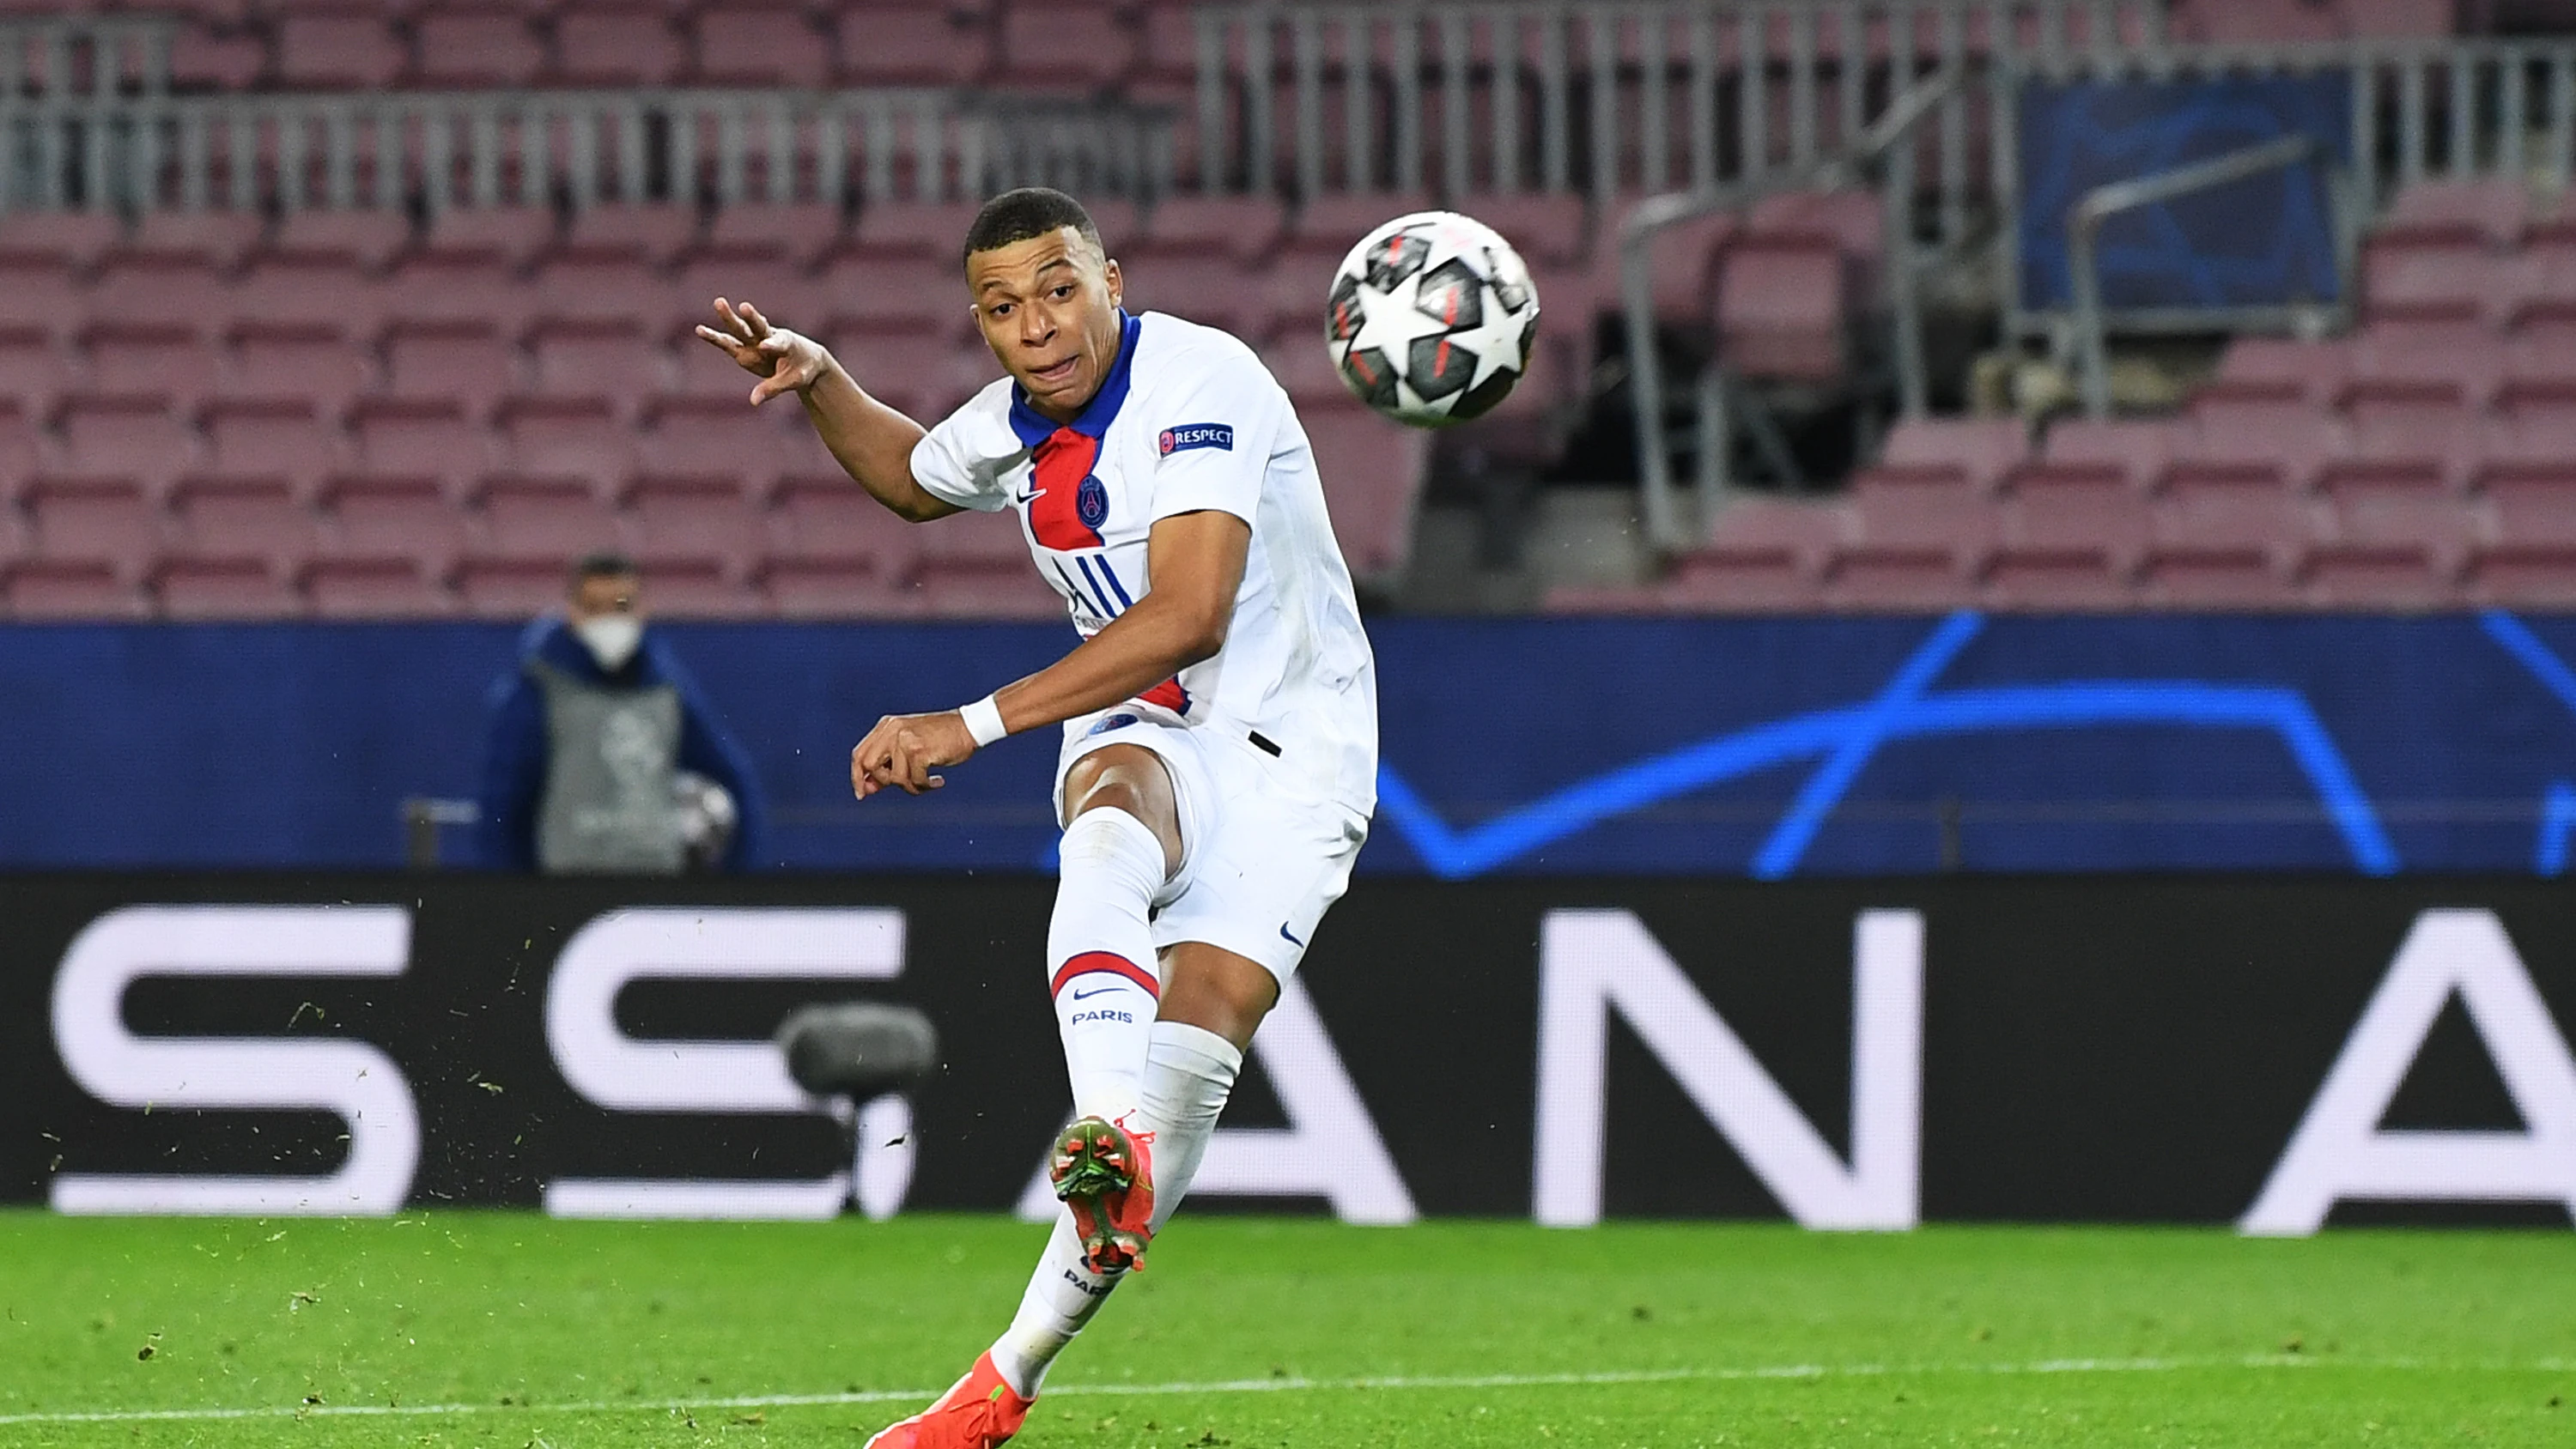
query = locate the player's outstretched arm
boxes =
[848,509,1251,799]
[694,298,960,523]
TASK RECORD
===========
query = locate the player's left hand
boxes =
[850,711,976,798]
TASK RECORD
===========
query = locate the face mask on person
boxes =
[574,614,644,671]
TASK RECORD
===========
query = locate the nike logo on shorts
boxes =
[1279,924,1306,947]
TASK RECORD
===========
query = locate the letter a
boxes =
[2242,909,2576,1235]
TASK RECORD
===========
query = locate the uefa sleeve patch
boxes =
[1157,423,1233,457]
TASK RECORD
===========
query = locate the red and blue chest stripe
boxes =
[1010,311,1141,553]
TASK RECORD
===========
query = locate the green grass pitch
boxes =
[1,1211,2570,1447]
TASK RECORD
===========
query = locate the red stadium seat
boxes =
[230,255,386,339]
[529,319,665,418]
[2339,386,2482,494]
[553,3,686,85]
[2136,543,2301,609]
[2003,469,2151,565]
[453,555,576,618]
[672,258,823,339]
[628,476,767,580]
[498,396,635,495]
[302,555,458,619]
[2167,0,2340,43]
[912,500,1036,572]
[260,209,414,274]
[2374,179,2529,251]
[1124,252,1275,339]
[0,211,125,276]
[818,254,975,337]
[828,328,992,421]
[110,211,264,276]
[1821,541,1975,610]
[1874,416,2028,495]
[688,0,830,86]
[626,553,771,619]
[1299,402,1430,582]
[349,397,498,496]
[319,473,475,570]
[909,557,1068,619]
[2469,543,2576,607]
[80,324,220,414]
[556,203,701,270]
[1671,499,1844,609]
[414,207,556,274]
[1137,196,1288,266]
[413,5,546,87]
[2302,543,2454,609]
[761,557,925,618]
[2342,319,2503,410]
[55,395,199,494]
[170,19,269,92]
[2361,238,2505,326]
[637,397,809,500]
[382,320,519,422]
[1452,192,1590,270]
[2342,0,2456,38]
[225,324,375,421]
[2485,471,2576,547]
[3,560,149,620]
[700,202,850,272]
[154,555,306,620]
[1715,238,1846,382]
[994,0,1136,88]
[274,8,405,89]
[23,477,164,580]
[2210,336,2348,409]
[0,353,64,466]
[1982,544,2136,610]
[848,201,984,262]
[2150,474,2319,595]
[770,473,921,579]
[834,0,990,85]
[2181,390,2346,494]
[1594,199,1735,330]
[197,398,343,494]
[473,475,623,561]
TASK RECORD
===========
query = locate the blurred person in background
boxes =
[477,551,767,874]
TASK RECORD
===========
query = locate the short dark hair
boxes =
[571,550,637,586]
[962,186,1101,265]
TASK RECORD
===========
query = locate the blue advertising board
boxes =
[2016,73,2349,317]
[6,612,2576,877]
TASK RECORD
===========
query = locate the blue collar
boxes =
[1007,309,1140,449]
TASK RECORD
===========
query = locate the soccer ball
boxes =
[1325,209,1540,427]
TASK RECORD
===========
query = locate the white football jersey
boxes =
[908,310,1379,813]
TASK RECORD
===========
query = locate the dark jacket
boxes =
[475,618,767,871]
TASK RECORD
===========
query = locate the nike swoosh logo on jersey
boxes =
[1279,924,1306,947]
[1071,985,1125,1000]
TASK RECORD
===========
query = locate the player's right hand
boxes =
[695,297,831,406]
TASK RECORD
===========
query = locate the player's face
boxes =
[966,227,1126,422]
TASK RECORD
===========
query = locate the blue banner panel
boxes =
[2016,73,2349,314]
[4,613,2576,876]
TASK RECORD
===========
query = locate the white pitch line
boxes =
[0,1354,2558,1428]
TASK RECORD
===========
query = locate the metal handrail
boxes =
[0,87,1176,215]
[1620,68,1960,550]
[2066,132,2328,420]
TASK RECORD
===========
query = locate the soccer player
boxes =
[698,187,1377,1448]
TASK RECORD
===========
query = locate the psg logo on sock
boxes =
[1076,475,1110,529]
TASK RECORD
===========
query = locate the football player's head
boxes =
[963,187,1126,422]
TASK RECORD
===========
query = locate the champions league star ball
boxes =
[1326,209,1540,427]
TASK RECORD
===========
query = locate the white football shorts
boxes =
[1053,703,1369,984]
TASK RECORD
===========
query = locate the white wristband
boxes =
[959,694,1008,748]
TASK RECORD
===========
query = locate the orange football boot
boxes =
[1050,1114,1156,1272]
[863,1351,1032,1449]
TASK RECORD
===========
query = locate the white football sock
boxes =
[1048,807,1168,1125]
[1139,1021,1244,1233]
[987,1211,1124,1399]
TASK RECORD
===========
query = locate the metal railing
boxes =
[0,15,173,100]
[1623,68,1957,549]
[1191,0,2160,224]
[0,88,1175,215]
[2066,132,2340,418]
